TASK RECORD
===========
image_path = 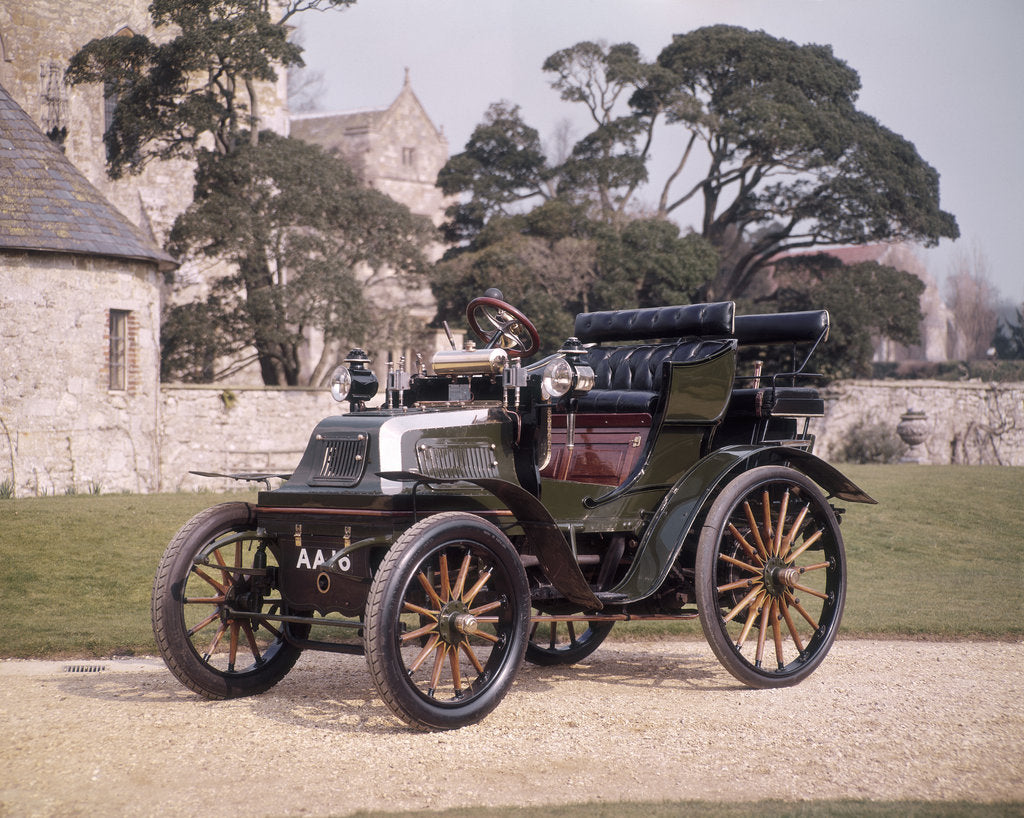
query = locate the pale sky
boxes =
[296,0,1024,303]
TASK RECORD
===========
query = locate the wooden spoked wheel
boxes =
[365,513,530,730]
[696,466,846,688]
[525,615,613,666]
[152,503,304,699]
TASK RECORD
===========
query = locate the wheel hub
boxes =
[763,556,800,598]
[436,601,479,644]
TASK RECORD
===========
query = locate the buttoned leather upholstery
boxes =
[564,301,737,414]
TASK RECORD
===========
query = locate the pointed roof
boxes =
[289,70,446,146]
[0,83,176,269]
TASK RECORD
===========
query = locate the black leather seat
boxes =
[564,302,737,414]
[576,339,733,413]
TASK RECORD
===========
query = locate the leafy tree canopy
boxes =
[66,0,354,176]
[431,199,719,352]
[439,26,959,302]
[164,132,434,385]
[766,254,926,379]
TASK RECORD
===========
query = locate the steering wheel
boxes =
[466,295,540,358]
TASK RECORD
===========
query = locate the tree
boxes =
[946,243,999,360]
[430,199,719,350]
[993,305,1024,360]
[438,28,959,301]
[164,133,433,384]
[769,254,925,378]
[66,0,354,175]
[67,0,434,385]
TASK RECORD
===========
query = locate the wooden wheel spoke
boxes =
[735,592,763,647]
[718,577,756,593]
[755,599,770,667]
[742,501,769,560]
[548,621,558,650]
[723,584,762,623]
[727,523,762,563]
[400,620,438,643]
[461,641,485,674]
[773,491,790,556]
[470,628,499,644]
[260,620,284,640]
[779,504,810,560]
[448,646,462,694]
[416,570,444,608]
[785,591,819,628]
[567,621,578,646]
[186,610,221,637]
[770,599,785,669]
[408,634,440,674]
[786,528,824,563]
[184,595,225,605]
[211,547,232,587]
[403,601,438,619]
[241,620,263,664]
[761,490,774,546]
[453,552,473,600]
[791,581,828,600]
[797,561,829,574]
[463,569,493,606]
[191,566,228,595]
[718,552,761,575]
[439,553,451,603]
[203,621,228,661]
[228,621,240,671]
[428,643,446,695]
[779,600,805,652]
[470,599,502,616]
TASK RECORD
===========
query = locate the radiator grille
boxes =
[309,433,369,486]
[417,440,499,481]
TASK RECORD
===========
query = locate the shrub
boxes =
[836,421,908,464]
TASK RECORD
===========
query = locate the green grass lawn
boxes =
[0,465,1021,657]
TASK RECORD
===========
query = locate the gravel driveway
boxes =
[1,639,1021,817]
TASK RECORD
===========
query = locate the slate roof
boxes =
[0,82,176,269]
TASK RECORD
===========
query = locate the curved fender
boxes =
[606,445,875,604]
[377,471,602,611]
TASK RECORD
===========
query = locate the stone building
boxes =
[289,71,455,381]
[0,0,289,255]
[0,83,175,495]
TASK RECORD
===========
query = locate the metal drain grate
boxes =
[63,664,107,674]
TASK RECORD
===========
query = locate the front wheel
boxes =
[151,502,303,699]
[364,512,530,730]
[696,466,846,688]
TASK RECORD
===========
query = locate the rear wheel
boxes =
[525,615,613,666]
[696,466,846,688]
[151,503,303,699]
[364,513,530,730]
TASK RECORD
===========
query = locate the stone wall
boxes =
[158,384,339,492]
[816,380,1024,466]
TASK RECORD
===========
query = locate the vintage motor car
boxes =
[152,290,875,730]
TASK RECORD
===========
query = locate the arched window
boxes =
[103,28,135,159]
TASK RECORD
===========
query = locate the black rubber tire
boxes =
[364,512,530,730]
[151,502,303,699]
[696,466,846,688]
[525,617,613,666]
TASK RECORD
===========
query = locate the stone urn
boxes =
[896,409,929,463]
